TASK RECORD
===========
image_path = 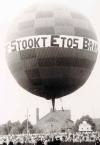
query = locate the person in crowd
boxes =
[3,139,7,145]
[52,137,57,145]
[47,138,53,145]
[56,138,61,145]
[16,139,22,145]
[0,131,100,145]
[37,138,43,145]
[95,136,100,145]
[33,138,37,145]
[60,136,67,145]
[22,139,26,145]
[44,135,49,145]
[41,137,45,145]
[8,140,13,145]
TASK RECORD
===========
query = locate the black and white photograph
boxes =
[0,0,100,144]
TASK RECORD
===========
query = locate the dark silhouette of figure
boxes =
[48,138,53,145]
[60,136,67,145]
[3,140,7,145]
[56,138,61,145]
[9,141,13,145]
[16,140,21,145]
[52,137,57,145]
[95,137,100,145]
[37,138,43,145]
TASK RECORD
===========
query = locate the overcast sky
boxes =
[0,0,100,125]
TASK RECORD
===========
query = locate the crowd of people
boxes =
[0,131,100,145]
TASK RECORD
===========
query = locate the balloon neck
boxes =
[52,98,55,112]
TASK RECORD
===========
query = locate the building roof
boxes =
[56,110,71,119]
[38,109,72,123]
[36,109,74,133]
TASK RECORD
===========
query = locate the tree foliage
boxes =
[7,120,13,134]
[74,115,96,132]
[0,115,97,135]
[96,123,100,131]
[10,127,19,134]
[0,120,36,135]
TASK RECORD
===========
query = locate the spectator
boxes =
[56,138,61,145]
[47,138,53,145]
[16,139,22,145]
[37,138,43,145]
[60,136,67,145]
[3,139,7,145]
[95,137,100,145]
[52,137,57,145]
[9,140,13,145]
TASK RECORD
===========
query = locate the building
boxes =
[79,121,92,132]
[36,108,74,133]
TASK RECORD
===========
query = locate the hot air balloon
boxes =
[5,3,98,110]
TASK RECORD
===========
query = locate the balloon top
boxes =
[5,3,97,43]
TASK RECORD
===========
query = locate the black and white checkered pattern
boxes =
[6,3,97,42]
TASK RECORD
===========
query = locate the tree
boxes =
[0,120,36,135]
[34,125,43,133]
[74,119,81,133]
[21,119,33,133]
[12,121,22,133]
[74,115,96,132]
[10,127,19,134]
[19,125,25,134]
[0,125,7,135]
[22,128,27,134]
[96,123,100,131]
[29,128,36,134]
[7,120,13,134]
[13,121,21,128]
[22,127,35,134]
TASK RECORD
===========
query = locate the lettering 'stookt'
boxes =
[5,35,98,54]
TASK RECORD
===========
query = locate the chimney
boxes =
[36,108,39,124]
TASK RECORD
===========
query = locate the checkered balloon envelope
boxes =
[5,3,98,101]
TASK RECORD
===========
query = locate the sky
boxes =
[0,0,100,125]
